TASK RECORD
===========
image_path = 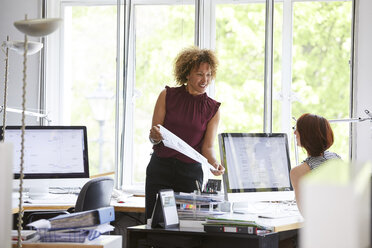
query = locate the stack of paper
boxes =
[203,214,273,235]
[27,206,115,243]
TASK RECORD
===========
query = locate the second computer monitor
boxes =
[218,133,294,203]
[1,126,90,198]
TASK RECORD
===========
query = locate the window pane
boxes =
[132,4,195,184]
[64,6,117,176]
[215,3,266,133]
[291,1,352,161]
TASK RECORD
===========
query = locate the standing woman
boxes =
[290,113,341,211]
[145,46,225,219]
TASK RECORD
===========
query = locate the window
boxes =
[48,2,118,177]
[214,2,266,133]
[289,1,352,162]
[128,3,195,186]
[48,0,354,191]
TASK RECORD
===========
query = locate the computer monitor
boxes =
[218,133,294,203]
[1,126,89,198]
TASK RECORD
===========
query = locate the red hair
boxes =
[296,113,334,157]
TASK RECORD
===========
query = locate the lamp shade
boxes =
[2,40,43,55]
[14,18,62,37]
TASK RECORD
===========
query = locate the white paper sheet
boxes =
[158,125,216,172]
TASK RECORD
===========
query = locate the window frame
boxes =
[46,0,355,192]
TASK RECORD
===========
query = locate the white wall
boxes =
[0,0,42,126]
[354,0,372,165]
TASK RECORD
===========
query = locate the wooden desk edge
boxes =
[114,206,145,213]
[12,235,122,248]
[22,205,74,211]
[16,205,145,213]
[274,221,303,232]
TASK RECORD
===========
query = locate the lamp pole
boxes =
[86,80,113,173]
[98,119,105,173]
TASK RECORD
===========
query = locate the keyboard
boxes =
[48,187,81,194]
[233,201,301,219]
[23,193,77,205]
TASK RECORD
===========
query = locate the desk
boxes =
[12,195,145,213]
[112,196,145,213]
[126,225,298,248]
[126,209,303,248]
[12,235,122,248]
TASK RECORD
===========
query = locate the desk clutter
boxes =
[165,190,303,235]
[203,214,273,234]
[24,206,115,243]
[175,191,225,221]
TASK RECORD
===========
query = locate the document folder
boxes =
[47,206,115,229]
[204,224,271,235]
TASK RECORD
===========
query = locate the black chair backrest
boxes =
[75,176,114,212]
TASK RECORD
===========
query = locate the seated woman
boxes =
[290,113,341,211]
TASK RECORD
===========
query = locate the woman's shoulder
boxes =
[303,156,322,170]
[165,85,183,91]
[324,150,341,160]
[290,162,311,178]
[164,85,186,96]
[304,151,341,170]
[205,95,221,107]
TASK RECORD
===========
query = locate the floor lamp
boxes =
[0,37,45,248]
[9,15,61,248]
[1,37,44,141]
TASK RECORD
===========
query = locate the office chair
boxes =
[25,176,114,227]
[72,176,114,212]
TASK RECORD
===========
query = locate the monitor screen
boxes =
[1,126,89,179]
[218,133,293,203]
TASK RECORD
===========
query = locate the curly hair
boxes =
[296,113,334,157]
[173,46,218,85]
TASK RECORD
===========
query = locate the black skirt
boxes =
[145,153,203,219]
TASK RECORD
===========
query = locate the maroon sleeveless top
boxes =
[153,85,221,163]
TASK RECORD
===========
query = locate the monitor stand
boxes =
[13,178,90,199]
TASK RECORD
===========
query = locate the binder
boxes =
[48,206,115,229]
[204,224,271,235]
[37,223,114,243]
